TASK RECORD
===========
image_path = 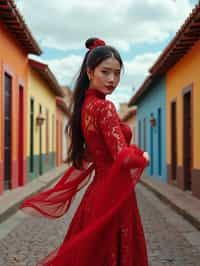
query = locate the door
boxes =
[171,101,177,180]
[45,109,49,167]
[30,98,34,174]
[39,105,43,175]
[18,86,24,185]
[158,108,162,176]
[138,120,141,147]
[4,73,12,190]
[60,122,63,164]
[56,120,59,167]
[150,122,154,175]
[183,91,192,190]
[143,118,146,151]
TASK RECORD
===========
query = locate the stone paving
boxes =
[0,183,199,266]
[136,185,200,266]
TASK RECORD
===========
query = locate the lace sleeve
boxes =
[98,100,147,168]
[98,100,127,160]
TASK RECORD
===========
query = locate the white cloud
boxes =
[30,51,160,108]
[110,52,161,107]
[21,0,195,108]
[16,0,193,51]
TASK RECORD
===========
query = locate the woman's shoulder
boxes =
[95,98,116,111]
[84,97,114,110]
[83,98,117,121]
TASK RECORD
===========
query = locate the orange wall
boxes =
[0,20,28,161]
[166,39,200,169]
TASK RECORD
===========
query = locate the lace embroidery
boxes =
[20,88,148,266]
[98,100,127,160]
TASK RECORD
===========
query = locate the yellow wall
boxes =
[0,20,28,161]
[27,67,56,157]
[166,39,200,169]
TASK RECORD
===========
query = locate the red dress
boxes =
[20,88,149,266]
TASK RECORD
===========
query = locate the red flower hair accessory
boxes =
[89,39,106,50]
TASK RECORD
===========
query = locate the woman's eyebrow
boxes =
[101,67,121,71]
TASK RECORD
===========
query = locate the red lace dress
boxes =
[20,88,149,266]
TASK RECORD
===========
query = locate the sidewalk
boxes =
[141,175,200,230]
[0,164,68,224]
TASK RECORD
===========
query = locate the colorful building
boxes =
[27,59,64,181]
[149,4,200,198]
[56,96,71,166]
[129,3,200,199]
[0,1,41,194]
[129,77,167,182]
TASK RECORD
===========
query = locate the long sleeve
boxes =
[98,100,147,168]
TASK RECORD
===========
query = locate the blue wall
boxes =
[136,77,167,182]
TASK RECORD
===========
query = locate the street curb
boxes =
[140,179,200,231]
[0,172,64,224]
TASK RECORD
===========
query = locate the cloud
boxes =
[110,51,161,107]
[21,0,195,108]
[16,0,193,51]
[30,51,160,108]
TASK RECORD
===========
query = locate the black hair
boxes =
[66,37,123,169]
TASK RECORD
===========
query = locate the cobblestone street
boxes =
[0,183,199,266]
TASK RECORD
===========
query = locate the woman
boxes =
[20,38,149,265]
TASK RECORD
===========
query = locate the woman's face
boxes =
[87,57,121,95]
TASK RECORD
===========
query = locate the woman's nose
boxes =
[108,73,115,82]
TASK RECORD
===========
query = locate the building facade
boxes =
[0,1,41,194]
[129,77,167,181]
[129,3,200,198]
[148,3,200,199]
[27,59,64,181]
[166,40,200,198]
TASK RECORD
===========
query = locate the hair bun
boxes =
[85,38,98,49]
[85,38,106,50]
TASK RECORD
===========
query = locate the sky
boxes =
[16,0,199,108]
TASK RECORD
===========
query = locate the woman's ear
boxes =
[86,67,93,81]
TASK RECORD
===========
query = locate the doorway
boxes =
[4,73,12,190]
[39,105,43,175]
[158,108,162,176]
[171,101,177,180]
[183,89,192,190]
[18,85,24,185]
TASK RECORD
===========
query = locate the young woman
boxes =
[20,38,149,266]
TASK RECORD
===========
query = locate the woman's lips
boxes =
[105,85,114,90]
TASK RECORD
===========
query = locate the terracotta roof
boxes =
[56,97,71,117]
[0,0,41,55]
[150,3,200,75]
[129,2,200,106]
[29,59,65,97]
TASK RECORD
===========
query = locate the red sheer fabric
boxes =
[20,88,149,265]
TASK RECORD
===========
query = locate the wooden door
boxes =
[183,91,192,190]
[18,85,24,185]
[171,101,177,180]
[4,74,12,189]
